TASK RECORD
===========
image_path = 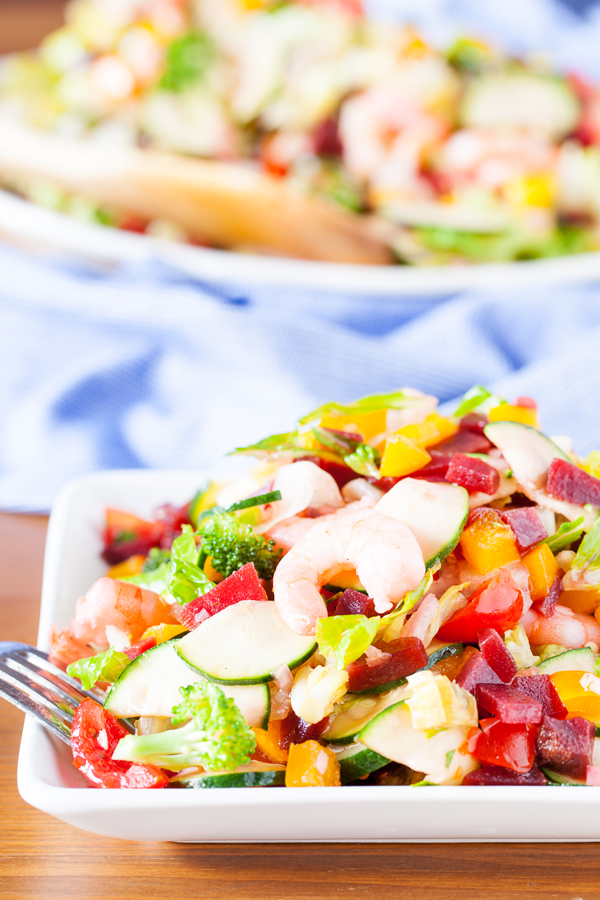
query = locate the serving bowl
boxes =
[17,468,600,841]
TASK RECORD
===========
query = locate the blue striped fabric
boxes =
[1,242,599,511]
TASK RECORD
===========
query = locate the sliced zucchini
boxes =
[537,647,597,676]
[542,768,585,786]
[169,761,286,789]
[424,641,464,669]
[335,743,390,784]
[483,421,583,520]
[176,600,317,685]
[104,639,270,728]
[321,687,408,745]
[375,478,469,568]
[359,700,477,785]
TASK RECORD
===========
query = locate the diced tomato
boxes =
[437,568,524,644]
[71,699,168,789]
[102,508,166,565]
[346,637,428,693]
[176,562,267,630]
[468,718,537,773]
[124,636,157,661]
[445,453,500,495]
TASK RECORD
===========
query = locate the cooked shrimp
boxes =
[273,507,425,635]
[255,460,343,535]
[71,577,176,646]
[48,627,97,669]
[522,604,600,650]
[266,495,377,553]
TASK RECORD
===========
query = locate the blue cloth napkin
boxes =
[1,241,600,512]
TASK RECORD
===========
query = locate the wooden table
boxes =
[0,512,599,899]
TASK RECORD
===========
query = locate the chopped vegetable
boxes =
[522,543,560,602]
[67,646,130,690]
[197,511,282,580]
[459,508,520,575]
[316,614,380,669]
[285,741,341,787]
[168,525,215,605]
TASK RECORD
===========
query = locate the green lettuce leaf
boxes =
[316,615,380,669]
[226,490,282,513]
[67,647,130,690]
[543,516,585,554]
[453,385,492,418]
[311,426,362,454]
[344,444,380,478]
[168,525,215,605]
[570,514,600,587]
[159,30,215,92]
[298,390,423,426]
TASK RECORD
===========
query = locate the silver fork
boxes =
[0,641,134,744]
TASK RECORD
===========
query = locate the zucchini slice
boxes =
[537,647,597,676]
[358,700,477,785]
[176,600,317,685]
[104,639,270,728]
[542,768,585,786]
[424,642,464,669]
[336,743,390,784]
[321,687,408,745]
[375,479,469,568]
[169,762,286,789]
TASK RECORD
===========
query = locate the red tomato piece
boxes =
[468,718,537,773]
[71,699,168,789]
[177,562,267,630]
[124,636,157,661]
[436,568,524,644]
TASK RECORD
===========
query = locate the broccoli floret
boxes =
[142,547,171,572]
[198,511,281,580]
[112,681,256,772]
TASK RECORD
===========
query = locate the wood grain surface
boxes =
[0,0,67,54]
[0,511,599,900]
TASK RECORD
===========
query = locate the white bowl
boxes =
[4,188,600,296]
[17,468,600,842]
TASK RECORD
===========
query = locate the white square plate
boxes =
[17,469,600,842]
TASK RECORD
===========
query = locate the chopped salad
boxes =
[54,386,600,789]
[3,0,600,263]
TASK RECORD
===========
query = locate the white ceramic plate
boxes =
[4,188,600,296]
[17,468,600,842]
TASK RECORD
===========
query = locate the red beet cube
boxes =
[454,650,503,695]
[328,589,376,618]
[546,458,600,506]
[459,412,489,436]
[346,637,428,694]
[298,456,357,489]
[123,636,157,661]
[535,573,563,618]
[498,508,548,552]
[445,453,500,496]
[476,683,543,724]
[512,673,568,720]
[410,453,453,481]
[468,719,537,773]
[535,715,595,780]
[477,628,518,683]
[432,430,492,454]
[177,562,267,630]
[463,764,547,785]
[280,710,330,750]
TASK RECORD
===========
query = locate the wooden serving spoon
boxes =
[0,117,392,265]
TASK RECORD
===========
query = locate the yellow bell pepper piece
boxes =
[550,670,600,725]
[141,623,188,644]
[505,173,555,208]
[584,450,600,479]
[285,741,341,787]
[397,413,458,448]
[459,509,520,576]
[319,409,388,442]
[107,555,146,579]
[521,543,559,602]
[561,588,600,616]
[488,404,539,429]
[252,720,289,765]
[380,435,431,478]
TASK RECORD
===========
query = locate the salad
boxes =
[50,385,600,789]
[2,0,600,264]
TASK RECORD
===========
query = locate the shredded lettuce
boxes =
[453,385,492,418]
[67,647,130,690]
[226,490,282,513]
[159,30,215,92]
[543,516,585,554]
[122,549,172,597]
[344,443,380,478]
[298,390,423,426]
[376,568,437,643]
[168,525,215,605]
[316,614,380,669]
[570,513,600,587]
[311,426,361,454]
[503,626,540,669]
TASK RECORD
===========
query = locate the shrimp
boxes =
[71,577,177,647]
[273,506,425,635]
[48,627,97,669]
[522,604,600,650]
[255,460,343,535]
[266,495,377,554]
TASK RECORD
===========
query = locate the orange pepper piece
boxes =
[107,555,146,579]
[459,509,521,576]
[285,741,341,787]
[488,404,539,429]
[550,670,600,725]
[561,589,600,616]
[319,409,388,442]
[141,623,188,644]
[252,720,289,765]
[380,435,431,478]
[203,556,224,583]
[522,543,559,602]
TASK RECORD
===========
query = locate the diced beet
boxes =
[463,764,547,785]
[512,673,568,720]
[346,637,428,693]
[459,412,489,436]
[546,457,600,506]
[367,476,402,493]
[477,628,518,683]
[312,116,343,157]
[280,710,330,750]
[154,502,192,549]
[432,430,492,454]
[498,508,548,553]
[101,536,160,565]
[177,562,267,630]
[298,456,356,489]
[328,589,376,618]
[468,719,537,773]
[321,427,363,444]
[535,572,563,618]
[123,636,157,661]
[445,453,500,496]
[476,683,543,724]
[535,716,595,780]
[454,650,503,695]
[410,454,453,481]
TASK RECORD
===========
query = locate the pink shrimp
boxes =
[265,496,377,554]
[71,577,176,647]
[273,506,425,635]
[48,627,97,669]
[522,604,600,650]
